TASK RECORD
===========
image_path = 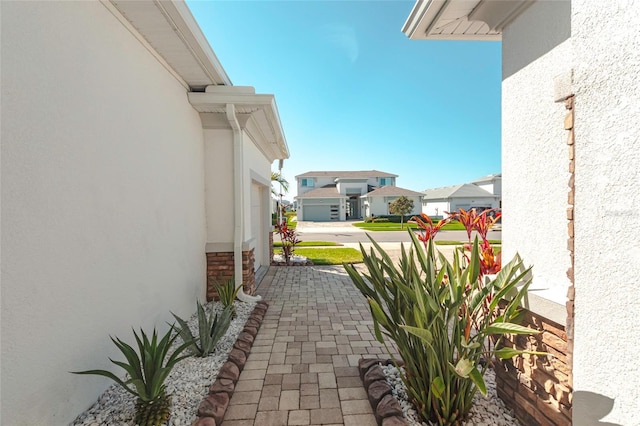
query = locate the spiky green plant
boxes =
[212,279,241,318]
[71,326,191,426]
[345,232,544,425]
[172,301,233,357]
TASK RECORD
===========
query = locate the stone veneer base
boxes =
[190,301,269,426]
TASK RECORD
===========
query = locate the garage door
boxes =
[303,205,332,221]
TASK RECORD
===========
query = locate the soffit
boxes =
[402,0,535,41]
[109,0,231,89]
[188,87,290,161]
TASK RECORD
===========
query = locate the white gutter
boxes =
[226,103,262,303]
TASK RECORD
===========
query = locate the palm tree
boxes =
[271,171,290,225]
[271,171,289,196]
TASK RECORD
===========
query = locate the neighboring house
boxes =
[361,186,423,217]
[404,0,639,424]
[470,173,502,203]
[421,183,500,217]
[295,170,397,221]
[1,1,288,424]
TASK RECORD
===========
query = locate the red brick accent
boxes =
[206,249,255,301]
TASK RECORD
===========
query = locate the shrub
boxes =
[275,219,301,265]
[372,217,390,223]
[71,327,191,426]
[212,278,241,318]
[171,301,233,357]
[345,211,541,425]
[364,216,374,223]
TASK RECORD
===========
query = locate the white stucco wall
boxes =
[203,128,235,245]
[1,2,207,424]
[243,130,272,267]
[502,0,573,305]
[571,1,640,423]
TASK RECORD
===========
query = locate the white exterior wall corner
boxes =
[571,1,640,423]
[501,0,573,306]
[1,2,207,424]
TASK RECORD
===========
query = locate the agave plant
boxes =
[172,301,233,357]
[72,326,191,426]
[212,279,241,318]
[345,232,544,425]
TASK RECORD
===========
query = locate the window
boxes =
[301,178,314,187]
[380,177,392,186]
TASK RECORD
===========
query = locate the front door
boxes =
[347,196,360,219]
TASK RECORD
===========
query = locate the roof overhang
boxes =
[402,0,535,41]
[108,0,231,89]
[189,86,290,162]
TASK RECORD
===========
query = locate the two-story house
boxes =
[295,170,422,221]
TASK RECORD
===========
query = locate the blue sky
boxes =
[187,1,502,199]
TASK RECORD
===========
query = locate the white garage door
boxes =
[303,205,332,221]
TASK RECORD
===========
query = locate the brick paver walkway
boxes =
[223,265,398,426]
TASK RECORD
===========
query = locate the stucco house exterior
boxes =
[421,182,500,217]
[361,186,424,217]
[295,170,397,221]
[404,0,639,424]
[1,1,288,424]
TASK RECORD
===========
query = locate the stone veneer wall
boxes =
[495,306,572,425]
[206,249,255,301]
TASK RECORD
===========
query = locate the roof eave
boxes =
[188,87,290,161]
[402,0,535,41]
[108,0,232,89]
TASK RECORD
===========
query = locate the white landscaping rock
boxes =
[381,364,520,426]
[70,300,256,426]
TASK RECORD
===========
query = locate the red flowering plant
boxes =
[346,208,540,425]
[446,208,502,276]
[410,213,450,245]
[275,219,300,265]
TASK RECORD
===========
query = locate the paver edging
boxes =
[191,301,269,426]
[358,358,409,426]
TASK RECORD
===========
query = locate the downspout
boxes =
[226,103,262,303]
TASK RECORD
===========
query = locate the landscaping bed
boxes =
[359,359,520,426]
[71,300,268,426]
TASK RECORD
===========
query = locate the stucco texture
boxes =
[571,1,640,423]
[1,2,207,423]
[502,0,573,305]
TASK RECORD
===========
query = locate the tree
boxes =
[389,196,414,229]
[271,171,289,224]
[270,171,289,197]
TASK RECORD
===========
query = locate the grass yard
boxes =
[274,247,363,265]
[273,241,342,247]
[353,221,466,231]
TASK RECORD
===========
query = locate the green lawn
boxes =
[353,221,466,231]
[275,247,363,265]
[273,241,342,247]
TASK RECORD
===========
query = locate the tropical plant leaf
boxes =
[494,347,549,359]
[468,367,487,396]
[484,322,540,335]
